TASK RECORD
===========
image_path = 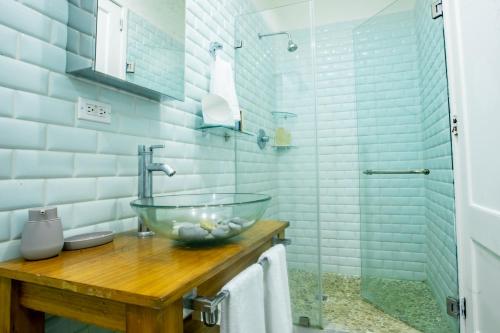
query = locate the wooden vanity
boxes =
[0,220,288,333]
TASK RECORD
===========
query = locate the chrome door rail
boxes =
[363,169,430,175]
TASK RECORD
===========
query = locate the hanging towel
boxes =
[201,94,234,126]
[209,56,241,122]
[220,264,266,333]
[258,244,293,333]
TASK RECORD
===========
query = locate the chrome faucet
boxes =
[137,144,176,237]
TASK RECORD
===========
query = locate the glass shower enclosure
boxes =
[234,0,459,331]
[234,1,323,328]
[355,0,459,332]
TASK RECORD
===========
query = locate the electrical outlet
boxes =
[77,97,111,124]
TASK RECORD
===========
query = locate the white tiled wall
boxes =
[234,9,281,222]
[315,21,361,275]
[354,10,427,280]
[234,3,321,272]
[0,0,257,331]
[416,0,459,329]
[126,10,184,97]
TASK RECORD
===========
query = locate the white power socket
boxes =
[77,97,111,124]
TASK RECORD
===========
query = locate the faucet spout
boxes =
[147,163,176,177]
[137,144,176,237]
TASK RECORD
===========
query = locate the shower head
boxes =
[258,31,298,52]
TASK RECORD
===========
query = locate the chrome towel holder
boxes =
[183,236,291,327]
[209,40,244,59]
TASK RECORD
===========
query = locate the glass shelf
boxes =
[272,145,298,150]
[196,124,255,136]
[271,112,297,120]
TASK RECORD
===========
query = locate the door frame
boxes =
[443,0,484,331]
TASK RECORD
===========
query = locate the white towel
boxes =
[209,57,241,121]
[259,244,293,333]
[221,264,266,333]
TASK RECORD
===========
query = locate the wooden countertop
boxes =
[0,220,288,309]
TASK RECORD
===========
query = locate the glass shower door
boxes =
[354,0,459,332]
[234,1,323,328]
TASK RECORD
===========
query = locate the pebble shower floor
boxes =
[289,270,453,333]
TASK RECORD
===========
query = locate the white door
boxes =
[444,0,500,331]
[95,0,127,79]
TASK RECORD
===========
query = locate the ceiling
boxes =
[249,0,416,31]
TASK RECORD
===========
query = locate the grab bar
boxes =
[184,236,292,327]
[363,169,430,175]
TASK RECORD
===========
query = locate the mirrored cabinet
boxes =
[66,0,185,101]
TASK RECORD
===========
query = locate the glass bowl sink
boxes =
[130,193,271,243]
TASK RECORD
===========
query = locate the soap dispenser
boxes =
[21,207,64,260]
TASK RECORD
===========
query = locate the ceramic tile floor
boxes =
[290,270,455,333]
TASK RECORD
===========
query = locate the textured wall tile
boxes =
[15,91,75,126]
[51,20,68,49]
[97,132,143,156]
[0,56,49,94]
[0,25,18,58]
[0,86,14,117]
[97,177,136,199]
[0,212,11,242]
[19,34,67,72]
[67,3,96,36]
[20,0,69,23]
[0,180,44,210]
[73,200,116,227]
[47,125,97,153]
[0,0,51,41]
[116,197,135,219]
[116,156,137,176]
[0,118,46,149]
[45,178,96,205]
[49,72,98,101]
[0,150,12,179]
[14,150,73,179]
[74,154,116,177]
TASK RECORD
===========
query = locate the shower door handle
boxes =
[363,169,430,175]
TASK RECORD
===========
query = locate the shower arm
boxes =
[258,31,291,40]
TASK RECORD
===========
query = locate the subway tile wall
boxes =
[273,27,319,272]
[354,10,427,280]
[234,3,321,273]
[416,0,459,329]
[234,10,280,221]
[0,0,266,331]
[315,21,362,275]
[126,10,184,98]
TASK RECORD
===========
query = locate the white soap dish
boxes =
[63,231,114,250]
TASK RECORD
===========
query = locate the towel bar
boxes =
[184,237,292,327]
[272,236,292,246]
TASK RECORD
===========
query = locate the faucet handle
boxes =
[149,144,165,152]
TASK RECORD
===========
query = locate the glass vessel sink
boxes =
[130,193,271,243]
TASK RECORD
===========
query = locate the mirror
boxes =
[66,0,185,101]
